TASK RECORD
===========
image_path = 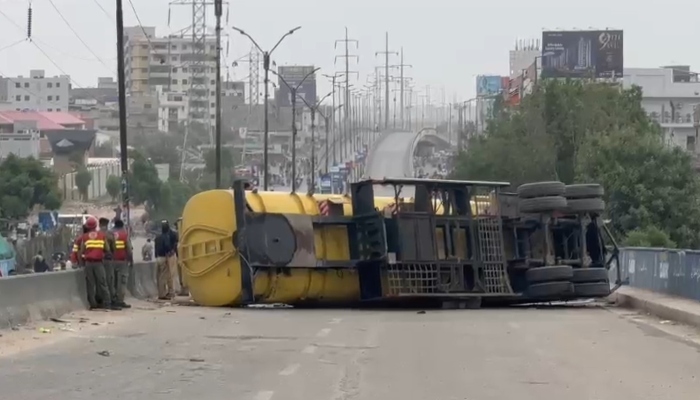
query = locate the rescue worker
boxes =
[99,217,118,307]
[70,225,89,265]
[155,220,177,300]
[111,219,132,308]
[78,216,114,310]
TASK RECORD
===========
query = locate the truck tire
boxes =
[565,184,604,199]
[519,196,568,214]
[526,265,573,284]
[573,282,611,298]
[527,281,574,298]
[517,181,565,199]
[567,198,606,214]
[572,268,609,283]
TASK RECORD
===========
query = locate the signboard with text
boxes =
[476,75,504,97]
[541,30,623,79]
[276,65,317,108]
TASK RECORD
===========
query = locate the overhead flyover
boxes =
[364,128,453,196]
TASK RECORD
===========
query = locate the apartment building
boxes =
[623,66,700,151]
[0,69,71,112]
[123,26,217,127]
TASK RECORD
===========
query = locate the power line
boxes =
[91,0,113,20]
[31,40,87,87]
[0,38,25,53]
[126,0,155,51]
[46,0,114,73]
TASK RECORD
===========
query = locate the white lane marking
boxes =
[329,318,342,324]
[254,391,274,400]
[279,363,301,376]
[302,345,317,354]
[317,328,332,337]
[238,345,256,352]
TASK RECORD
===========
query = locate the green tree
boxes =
[204,147,238,176]
[106,175,121,202]
[75,167,93,201]
[452,80,700,248]
[0,154,63,219]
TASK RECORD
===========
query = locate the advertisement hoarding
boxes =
[541,30,623,79]
[476,75,503,97]
[276,66,317,108]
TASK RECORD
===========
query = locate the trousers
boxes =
[157,255,177,298]
[104,261,117,304]
[113,261,129,304]
[84,261,110,308]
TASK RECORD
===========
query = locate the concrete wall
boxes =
[58,161,121,201]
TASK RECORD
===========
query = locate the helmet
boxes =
[84,217,98,230]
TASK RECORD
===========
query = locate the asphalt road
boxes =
[2,303,700,399]
[365,130,416,197]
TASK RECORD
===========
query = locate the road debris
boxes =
[97,350,110,357]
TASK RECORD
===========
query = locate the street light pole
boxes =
[214,0,223,188]
[232,25,301,190]
[295,91,332,193]
[271,67,320,192]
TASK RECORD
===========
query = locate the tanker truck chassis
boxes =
[204,178,620,308]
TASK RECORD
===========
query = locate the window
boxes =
[182,68,188,73]
[211,102,215,108]
[15,82,20,88]
[687,135,696,152]
[182,79,188,85]
[173,67,178,73]
[171,56,177,61]
[24,82,29,88]
[56,82,61,88]
[56,108,61,112]
[144,103,152,109]
[48,95,53,101]
[24,95,29,101]
[172,79,178,84]
[211,114,216,119]
[210,91,215,96]
[171,45,177,50]
[47,82,53,88]
[56,95,60,101]
[210,80,215,85]
[47,108,53,112]
[15,95,21,101]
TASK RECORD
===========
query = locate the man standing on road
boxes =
[78,217,115,310]
[111,219,132,309]
[99,218,117,306]
[155,220,177,300]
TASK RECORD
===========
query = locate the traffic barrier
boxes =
[0,262,160,329]
[0,270,87,329]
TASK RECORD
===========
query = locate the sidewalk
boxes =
[609,286,700,328]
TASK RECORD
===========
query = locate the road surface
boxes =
[2,302,700,399]
[365,130,416,197]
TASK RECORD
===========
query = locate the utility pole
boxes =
[334,28,359,162]
[214,0,223,188]
[375,32,397,130]
[392,47,413,130]
[116,0,130,226]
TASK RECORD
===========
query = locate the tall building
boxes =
[0,69,71,112]
[509,39,540,78]
[123,26,217,127]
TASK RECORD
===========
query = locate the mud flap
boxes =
[232,179,255,304]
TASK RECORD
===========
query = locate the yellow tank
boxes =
[178,189,494,307]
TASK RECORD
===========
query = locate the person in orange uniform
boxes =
[70,225,88,265]
[111,219,132,309]
[78,216,114,310]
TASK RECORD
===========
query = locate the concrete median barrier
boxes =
[127,262,159,299]
[0,270,88,329]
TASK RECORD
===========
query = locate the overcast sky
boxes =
[0,0,698,102]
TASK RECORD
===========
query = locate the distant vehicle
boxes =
[57,214,96,230]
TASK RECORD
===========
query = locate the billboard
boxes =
[276,66,317,108]
[476,75,503,97]
[541,30,623,79]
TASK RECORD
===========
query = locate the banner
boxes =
[476,75,504,97]
[276,66,317,108]
[541,30,623,79]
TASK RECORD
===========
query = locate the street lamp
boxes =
[296,91,332,193]
[231,25,301,190]
[270,67,320,193]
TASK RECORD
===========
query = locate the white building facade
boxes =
[0,69,70,112]
[623,66,700,151]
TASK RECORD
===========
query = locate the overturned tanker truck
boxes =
[177,178,622,308]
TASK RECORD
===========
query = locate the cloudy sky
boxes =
[0,0,698,102]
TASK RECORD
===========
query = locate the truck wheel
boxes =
[573,282,611,298]
[565,184,604,199]
[566,198,606,214]
[527,281,574,298]
[526,265,573,284]
[517,181,565,199]
[519,196,568,213]
[572,268,609,283]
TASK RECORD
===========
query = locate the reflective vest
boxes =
[70,236,83,263]
[112,229,129,261]
[81,231,107,261]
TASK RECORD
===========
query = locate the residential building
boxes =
[0,69,71,112]
[0,119,41,160]
[156,86,188,133]
[623,66,700,151]
[0,111,87,161]
[127,93,159,135]
[123,26,217,127]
